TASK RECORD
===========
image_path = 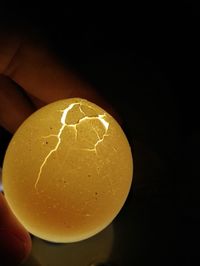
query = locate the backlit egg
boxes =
[2,98,133,242]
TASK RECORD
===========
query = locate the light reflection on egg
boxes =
[2,98,133,243]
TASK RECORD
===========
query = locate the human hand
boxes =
[0,32,114,265]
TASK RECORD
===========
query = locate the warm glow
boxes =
[2,98,133,243]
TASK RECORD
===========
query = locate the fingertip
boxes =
[19,229,32,264]
[0,229,32,265]
[0,193,32,265]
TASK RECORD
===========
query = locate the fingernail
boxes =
[0,229,29,265]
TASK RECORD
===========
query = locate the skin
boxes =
[0,33,115,264]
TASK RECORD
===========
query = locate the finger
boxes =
[1,36,117,118]
[0,34,95,102]
[0,193,32,265]
[0,75,35,133]
[3,38,102,101]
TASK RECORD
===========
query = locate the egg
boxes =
[2,98,133,243]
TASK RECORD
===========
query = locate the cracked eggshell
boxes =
[2,98,133,243]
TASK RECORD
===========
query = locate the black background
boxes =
[0,3,199,265]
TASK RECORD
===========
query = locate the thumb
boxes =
[0,192,32,265]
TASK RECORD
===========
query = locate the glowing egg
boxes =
[2,98,133,243]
